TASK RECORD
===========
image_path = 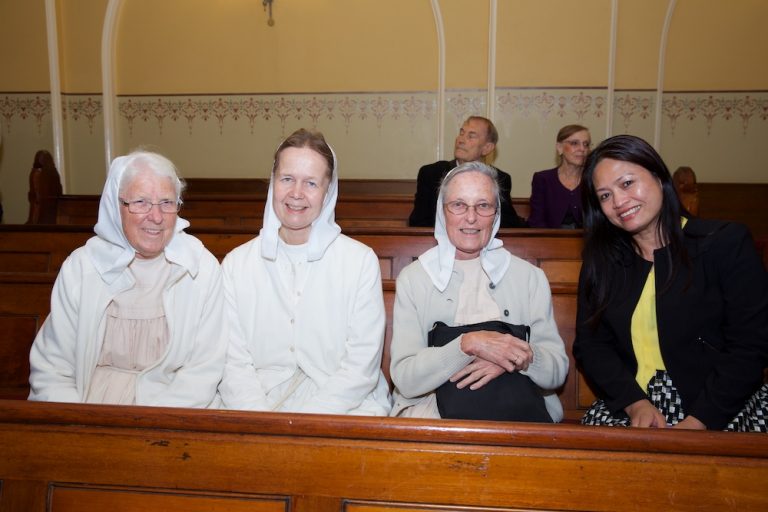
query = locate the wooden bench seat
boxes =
[1,400,767,511]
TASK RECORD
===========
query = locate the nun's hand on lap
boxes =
[460,331,533,373]
[450,359,505,390]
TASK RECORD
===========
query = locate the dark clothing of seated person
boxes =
[528,125,591,228]
[408,116,526,228]
[574,135,768,432]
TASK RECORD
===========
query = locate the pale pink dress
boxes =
[85,256,171,404]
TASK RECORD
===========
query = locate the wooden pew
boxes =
[0,225,588,417]
[1,400,767,512]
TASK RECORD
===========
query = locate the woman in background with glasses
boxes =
[29,150,226,407]
[389,162,568,421]
[527,124,591,228]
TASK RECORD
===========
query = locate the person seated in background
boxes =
[527,124,591,228]
[219,128,391,415]
[575,135,768,431]
[408,116,526,228]
[29,151,226,407]
[391,161,568,422]
[672,165,699,216]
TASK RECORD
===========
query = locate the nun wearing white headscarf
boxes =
[218,129,391,415]
[29,150,226,407]
[389,162,568,421]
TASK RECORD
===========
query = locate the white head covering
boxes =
[259,138,341,262]
[85,152,194,284]
[418,162,511,292]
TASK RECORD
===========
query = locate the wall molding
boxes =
[654,0,678,149]
[44,0,65,189]
[430,0,446,161]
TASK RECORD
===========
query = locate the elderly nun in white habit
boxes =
[29,150,226,406]
[389,161,568,422]
[219,128,391,415]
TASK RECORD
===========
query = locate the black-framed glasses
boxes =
[444,200,497,217]
[120,198,182,214]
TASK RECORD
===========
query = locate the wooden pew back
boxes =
[1,401,767,511]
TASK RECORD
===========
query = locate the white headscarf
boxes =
[259,141,341,262]
[85,152,194,284]
[418,162,511,292]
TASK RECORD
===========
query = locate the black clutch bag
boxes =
[427,320,552,422]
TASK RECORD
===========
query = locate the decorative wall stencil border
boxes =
[663,94,768,135]
[3,92,766,138]
[0,95,51,135]
[64,97,103,135]
[495,90,606,121]
[117,94,437,136]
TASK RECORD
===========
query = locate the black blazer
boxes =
[574,218,768,429]
[407,160,526,228]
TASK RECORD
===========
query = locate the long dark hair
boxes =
[580,134,687,327]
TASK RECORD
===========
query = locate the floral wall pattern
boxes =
[1,88,766,224]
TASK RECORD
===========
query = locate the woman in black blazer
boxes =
[574,135,767,431]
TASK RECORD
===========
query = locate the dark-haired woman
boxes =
[574,134,768,431]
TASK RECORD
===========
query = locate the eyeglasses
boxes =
[120,198,182,214]
[563,139,591,149]
[444,200,498,217]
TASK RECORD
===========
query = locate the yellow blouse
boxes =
[630,218,688,388]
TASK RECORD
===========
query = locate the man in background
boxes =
[408,116,526,227]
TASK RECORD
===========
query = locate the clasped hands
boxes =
[451,330,532,391]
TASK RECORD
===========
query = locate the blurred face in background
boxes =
[454,119,495,164]
[557,129,591,168]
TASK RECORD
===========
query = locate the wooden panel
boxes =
[698,183,768,237]
[0,317,37,400]
[0,479,47,512]
[50,485,286,512]
[538,260,581,285]
[0,253,50,273]
[1,402,767,512]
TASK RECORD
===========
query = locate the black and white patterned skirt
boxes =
[581,370,768,432]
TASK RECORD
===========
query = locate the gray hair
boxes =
[439,161,500,207]
[118,150,185,200]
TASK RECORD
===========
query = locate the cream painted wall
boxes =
[1,0,767,225]
[0,0,52,224]
[57,0,107,93]
[614,1,669,89]
[117,0,438,94]
[0,1,50,90]
[496,0,610,87]
[666,0,768,90]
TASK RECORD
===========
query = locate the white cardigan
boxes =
[219,234,392,415]
[28,233,226,407]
